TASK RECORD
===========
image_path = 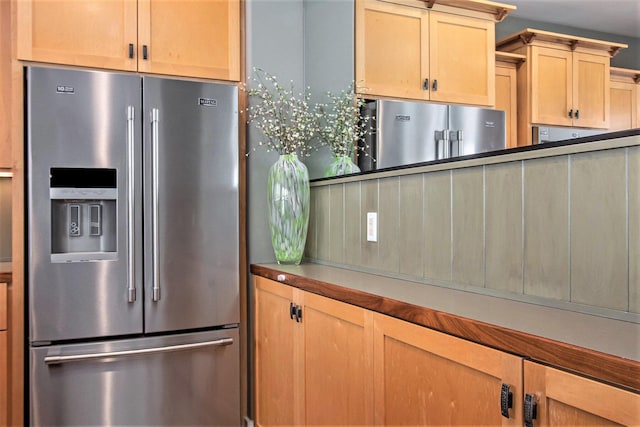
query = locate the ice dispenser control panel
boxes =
[49,168,118,262]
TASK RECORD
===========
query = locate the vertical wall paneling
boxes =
[523,156,570,301]
[399,174,424,278]
[570,150,628,310]
[329,184,345,264]
[485,162,523,293]
[316,186,331,262]
[361,180,379,270]
[378,178,400,273]
[344,181,362,267]
[423,170,452,283]
[452,167,484,287]
[305,187,318,260]
[628,147,639,313]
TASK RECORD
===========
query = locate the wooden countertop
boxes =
[0,262,11,283]
[251,263,640,392]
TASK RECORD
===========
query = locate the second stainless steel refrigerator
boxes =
[26,66,240,425]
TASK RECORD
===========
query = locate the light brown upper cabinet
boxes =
[609,67,639,131]
[495,52,525,148]
[497,29,627,145]
[355,0,515,106]
[17,0,240,81]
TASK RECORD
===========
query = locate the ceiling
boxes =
[505,0,640,39]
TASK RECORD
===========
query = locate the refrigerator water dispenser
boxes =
[49,168,118,262]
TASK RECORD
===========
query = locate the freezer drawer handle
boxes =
[43,337,234,365]
[151,108,161,302]
[127,105,137,303]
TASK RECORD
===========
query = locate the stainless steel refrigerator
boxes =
[359,99,506,171]
[26,66,240,425]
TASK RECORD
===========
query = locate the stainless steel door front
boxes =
[376,100,448,169]
[27,66,143,342]
[143,77,239,333]
[30,329,241,426]
[448,106,506,156]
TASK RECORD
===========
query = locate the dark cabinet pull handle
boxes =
[295,305,302,322]
[423,78,429,90]
[432,79,438,91]
[500,383,513,418]
[568,109,573,119]
[289,302,296,320]
[143,45,149,60]
[128,43,134,59]
[524,393,537,427]
[575,109,580,119]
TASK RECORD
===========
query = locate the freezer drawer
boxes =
[30,329,240,426]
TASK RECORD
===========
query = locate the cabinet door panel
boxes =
[356,0,429,100]
[531,46,573,126]
[429,11,494,105]
[302,292,374,426]
[574,52,609,129]
[0,330,6,427]
[524,360,640,426]
[610,80,637,131]
[373,313,523,426]
[496,63,518,148]
[17,0,137,71]
[254,277,297,426]
[138,0,240,80]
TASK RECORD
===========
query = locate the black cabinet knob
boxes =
[143,45,149,60]
[423,78,429,90]
[128,43,134,59]
[524,393,538,427]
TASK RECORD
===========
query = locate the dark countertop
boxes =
[311,128,640,182]
[251,263,640,392]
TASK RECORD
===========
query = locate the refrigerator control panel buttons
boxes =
[68,204,81,237]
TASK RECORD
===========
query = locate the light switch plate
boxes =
[367,212,377,242]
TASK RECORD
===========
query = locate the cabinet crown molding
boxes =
[496,28,628,57]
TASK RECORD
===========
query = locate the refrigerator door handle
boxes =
[43,337,234,365]
[127,106,136,303]
[151,108,161,302]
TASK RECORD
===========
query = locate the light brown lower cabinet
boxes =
[254,276,374,426]
[254,276,640,426]
[523,360,640,426]
[0,282,7,426]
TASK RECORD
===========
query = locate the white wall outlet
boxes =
[367,212,378,242]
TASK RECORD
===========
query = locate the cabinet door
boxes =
[373,313,523,426]
[253,276,298,427]
[429,11,494,106]
[610,79,637,131]
[524,360,640,426]
[355,0,429,100]
[302,291,374,426]
[138,0,240,81]
[573,52,610,129]
[0,283,6,426]
[531,46,573,126]
[17,0,137,71]
[496,63,518,148]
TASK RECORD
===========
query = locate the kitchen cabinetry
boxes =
[373,312,523,425]
[610,67,639,131]
[253,276,374,427]
[0,282,7,426]
[523,360,639,426]
[497,29,627,145]
[496,52,525,148]
[355,0,514,106]
[17,0,240,81]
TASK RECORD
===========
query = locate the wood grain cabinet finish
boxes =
[496,52,525,148]
[497,29,627,145]
[253,276,374,427]
[373,312,523,426]
[0,282,7,427]
[523,360,640,427]
[17,0,240,81]
[610,67,639,131]
[355,0,513,106]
